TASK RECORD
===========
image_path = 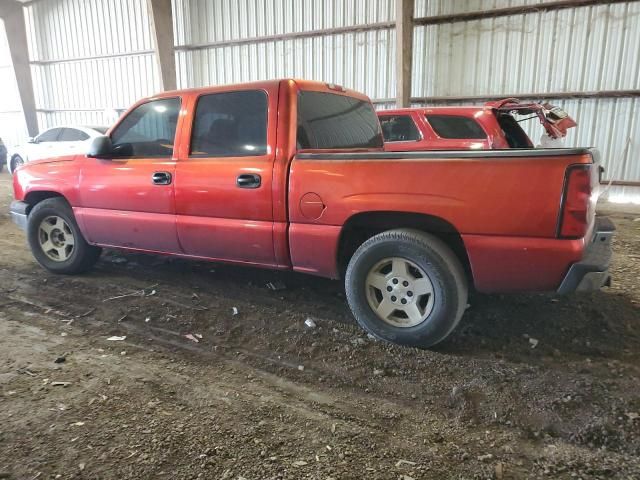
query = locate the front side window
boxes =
[426,115,486,139]
[190,90,268,157]
[379,115,420,142]
[59,128,89,141]
[110,98,181,158]
[37,128,62,143]
[297,91,383,149]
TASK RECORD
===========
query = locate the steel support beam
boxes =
[395,0,414,108]
[413,0,639,26]
[146,0,176,91]
[0,1,38,137]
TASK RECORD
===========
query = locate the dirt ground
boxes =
[0,171,639,480]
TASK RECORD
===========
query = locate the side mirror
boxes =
[87,135,113,159]
[27,136,37,144]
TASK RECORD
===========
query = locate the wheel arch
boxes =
[337,211,473,287]
[23,190,69,214]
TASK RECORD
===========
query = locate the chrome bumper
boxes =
[10,200,28,231]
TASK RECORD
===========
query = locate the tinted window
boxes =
[297,91,382,149]
[190,90,268,157]
[110,98,180,157]
[59,128,89,141]
[379,115,420,142]
[496,113,532,148]
[37,128,62,142]
[426,115,486,139]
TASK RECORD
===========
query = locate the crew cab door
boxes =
[77,97,182,252]
[174,87,277,266]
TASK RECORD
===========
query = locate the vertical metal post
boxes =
[0,2,39,136]
[396,0,414,108]
[147,0,177,91]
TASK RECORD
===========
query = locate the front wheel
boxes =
[345,229,468,348]
[27,197,102,274]
[10,155,24,174]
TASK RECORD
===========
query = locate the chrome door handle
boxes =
[152,171,172,185]
[236,173,261,189]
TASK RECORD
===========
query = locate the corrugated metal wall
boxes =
[24,0,160,131]
[409,0,640,201]
[173,0,396,100]
[0,0,638,200]
[0,21,28,148]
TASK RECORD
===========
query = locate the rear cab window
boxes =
[297,91,383,149]
[379,115,420,142]
[426,115,487,140]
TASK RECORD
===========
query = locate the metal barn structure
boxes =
[0,0,639,201]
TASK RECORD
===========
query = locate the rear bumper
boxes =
[557,216,615,294]
[10,200,28,231]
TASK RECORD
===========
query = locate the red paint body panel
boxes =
[462,234,584,293]
[76,207,180,252]
[11,78,596,295]
[287,153,593,284]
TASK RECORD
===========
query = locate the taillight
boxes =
[558,165,592,239]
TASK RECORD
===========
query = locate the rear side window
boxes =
[379,115,420,142]
[426,115,486,139]
[190,90,268,157]
[111,98,181,158]
[297,91,382,149]
[59,128,89,141]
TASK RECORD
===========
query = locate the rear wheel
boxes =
[10,155,24,174]
[345,229,468,348]
[27,198,102,274]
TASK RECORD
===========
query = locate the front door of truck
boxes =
[174,87,276,266]
[77,97,182,253]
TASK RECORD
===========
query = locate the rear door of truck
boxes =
[173,83,279,266]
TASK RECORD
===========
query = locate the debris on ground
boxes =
[529,337,539,349]
[232,307,239,316]
[304,317,317,328]
[297,365,304,371]
[54,356,66,364]
[477,453,494,462]
[266,281,287,291]
[76,308,95,318]
[292,460,308,467]
[395,459,417,467]
[103,284,158,302]
[51,382,71,387]
[184,334,200,343]
[106,336,126,341]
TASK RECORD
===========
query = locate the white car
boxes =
[6,125,109,174]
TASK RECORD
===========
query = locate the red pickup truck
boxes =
[378,99,576,151]
[10,79,613,348]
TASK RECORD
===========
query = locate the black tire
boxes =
[27,197,102,274]
[345,229,468,348]
[10,155,24,175]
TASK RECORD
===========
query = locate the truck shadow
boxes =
[97,249,639,365]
